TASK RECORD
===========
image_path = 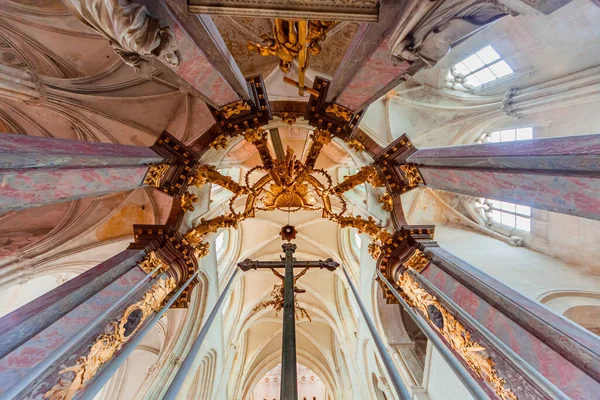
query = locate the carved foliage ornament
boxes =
[399,164,424,188]
[397,272,517,400]
[344,137,365,153]
[143,163,169,188]
[325,104,353,122]
[402,249,429,273]
[220,100,251,120]
[181,191,198,212]
[44,277,176,400]
[378,192,394,212]
[138,251,167,275]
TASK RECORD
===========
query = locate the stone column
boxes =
[0,133,163,213]
[377,227,600,400]
[407,134,600,220]
[0,226,201,400]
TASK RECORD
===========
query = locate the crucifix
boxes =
[238,243,338,400]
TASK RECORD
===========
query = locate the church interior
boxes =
[0,1,599,399]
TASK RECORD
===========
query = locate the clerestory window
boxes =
[446,45,513,91]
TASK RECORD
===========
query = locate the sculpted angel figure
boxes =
[247,19,302,73]
[252,267,312,321]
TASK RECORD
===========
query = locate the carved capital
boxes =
[402,249,429,273]
[143,164,170,188]
[138,251,168,275]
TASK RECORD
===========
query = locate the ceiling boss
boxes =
[247,19,336,96]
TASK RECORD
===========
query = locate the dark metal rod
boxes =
[162,268,239,400]
[376,270,489,400]
[78,270,200,400]
[280,245,298,400]
[407,269,570,400]
[341,265,412,400]
[1,262,163,400]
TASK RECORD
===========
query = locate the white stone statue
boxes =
[390,0,517,67]
[62,0,179,68]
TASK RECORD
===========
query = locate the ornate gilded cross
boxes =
[238,243,338,400]
[247,19,336,96]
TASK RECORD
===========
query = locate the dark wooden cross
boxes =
[237,243,338,400]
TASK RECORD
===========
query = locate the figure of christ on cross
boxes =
[237,243,339,400]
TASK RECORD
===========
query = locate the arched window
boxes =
[351,229,362,260]
[446,45,513,91]
[215,230,227,261]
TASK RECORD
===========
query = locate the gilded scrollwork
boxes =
[399,164,424,188]
[279,112,297,125]
[331,214,392,245]
[325,103,353,122]
[183,213,244,247]
[402,249,429,273]
[368,242,382,260]
[220,100,251,120]
[138,251,167,275]
[188,164,248,195]
[181,191,198,212]
[378,192,394,212]
[344,137,365,153]
[209,134,229,150]
[44,277,176,400]
[143,163,169,188]
[397,272,517,400]
[330,165,384,195]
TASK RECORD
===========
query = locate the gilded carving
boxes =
[143,163,169,188]
[209,134,229,150]
[252,268,311,321]
[183,214,243,247]
[44,277,176,400]
[332,214,392,245]
[344,137,365,153]
[188,164,248,195]
[194,241,210,259]
[331,165,384,195]
[279,112,297,125]
[378,192,394,212]
[247,19,335,95]
[402,249,429,273]
[399,164,424,188]
[397,272,517,400]
[181,192,198,212]
[368,242,381,260]
[138,251,167,275]
[243,127,268,144]
[220,100,251,119]
[325,103,353,122]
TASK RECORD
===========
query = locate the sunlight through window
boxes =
[446,45,513,91]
